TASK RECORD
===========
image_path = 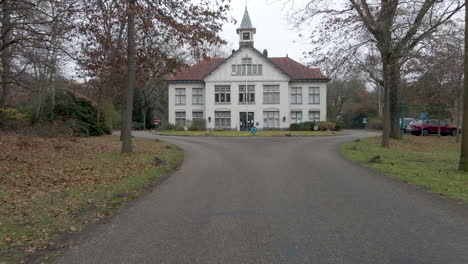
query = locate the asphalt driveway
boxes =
[54,130,468,264]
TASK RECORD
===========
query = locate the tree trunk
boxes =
[459,1,468,171]
[381,57,391,148]
[388,62,401,139]
[121,0,136,153]
[0,3,12,110]
[456,90,461,143]
[142,108,147,130]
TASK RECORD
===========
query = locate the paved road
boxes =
[54,131,468,264]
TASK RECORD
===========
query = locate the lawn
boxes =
[157,130,336,137]
[342,135,468,202]
[0,133,183,264]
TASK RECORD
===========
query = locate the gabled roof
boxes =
[269,57,329,80]
[168,46,330,82]
[168,58,224,82]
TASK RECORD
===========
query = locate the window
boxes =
[264,111,280,129]
[175,88,186,105]
[215,86,231,103]
[309,111,320,122]
[192,88,203,105]
[291,87,302,104]
[239,85,255,103]
[231,57,263,76]
[309,87,320,104]
[192,111,203,121]
[242,58,252,64]
[175,111,186,126]
[263,85,280,104]
[215,111,231,129]
[291,111,302,124]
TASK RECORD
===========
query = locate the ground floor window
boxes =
[309,111,320,122]
[215,111,231,129]
[264,111,280,128]
[291,111,302,124]
[175,111,186,126]
[192,111,204,121]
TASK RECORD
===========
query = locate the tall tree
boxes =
[459,1,468,171]
[288,0,464,147]
[122,0,136,153]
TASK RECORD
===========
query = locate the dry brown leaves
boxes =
[0,132,165,259]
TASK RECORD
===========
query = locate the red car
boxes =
[410,120,460,136]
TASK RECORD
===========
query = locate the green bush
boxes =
[0,108,28,131]
[367,118,383,130]
[189,120,206,131]
[158,123,175,131]
[52,90,110,136]
[290,123,301,131]
[301,121,315,131]
[316,121,337,131]
[132,122,144,130]
[174,125,185,131]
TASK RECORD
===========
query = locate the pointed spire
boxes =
[239,7,254,29]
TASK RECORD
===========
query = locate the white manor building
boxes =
[168,8,330,131]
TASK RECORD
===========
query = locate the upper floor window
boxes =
[232,57,263,76]
[175,88,186,105]
[215,85,231,104]
[309,87,320,104]
[291,87,302,104]
[263,85,280,104]
[239,85,255,104]
[192,88,203,105]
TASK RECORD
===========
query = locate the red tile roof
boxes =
[168,56,329,81]
[269,57,329,80]
[168,58,224,81]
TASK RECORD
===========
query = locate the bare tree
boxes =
[459,1,468,171]
[288,0,464,147]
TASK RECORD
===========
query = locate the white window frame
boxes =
[291,111,303,124]
[215,86,231,104]
[309,111,320,122]
[192,88,203,105]
[215,111,231,129]
[309,87,320,104]
[192,111,204,121]
[264,111,280,129]
[175,111,186,126]
[239,85,255,104]
[291,87,302,104]
[263,85,280,104]
[175,88,186,105]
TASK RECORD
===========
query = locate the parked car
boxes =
[403,118,416,132]
[410,120,460,136]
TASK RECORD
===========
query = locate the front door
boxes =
[240,112,254,131]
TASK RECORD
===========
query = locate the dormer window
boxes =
[242,32,250,40]
[232,57,262,76]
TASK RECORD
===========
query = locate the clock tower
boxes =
[236,7,256,47]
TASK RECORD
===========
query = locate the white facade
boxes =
[167,9,329,131]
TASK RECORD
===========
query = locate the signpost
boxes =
[419,113,427,136]
[153,118,160,124]
[250,126,257,135]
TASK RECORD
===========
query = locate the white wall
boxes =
[168,83,205,125]
[168,47,328,130]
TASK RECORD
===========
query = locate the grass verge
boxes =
[342,135,468,202]
[157,130,336,137]
[0,133,183,264]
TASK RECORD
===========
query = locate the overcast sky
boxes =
[220,0,311,64]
